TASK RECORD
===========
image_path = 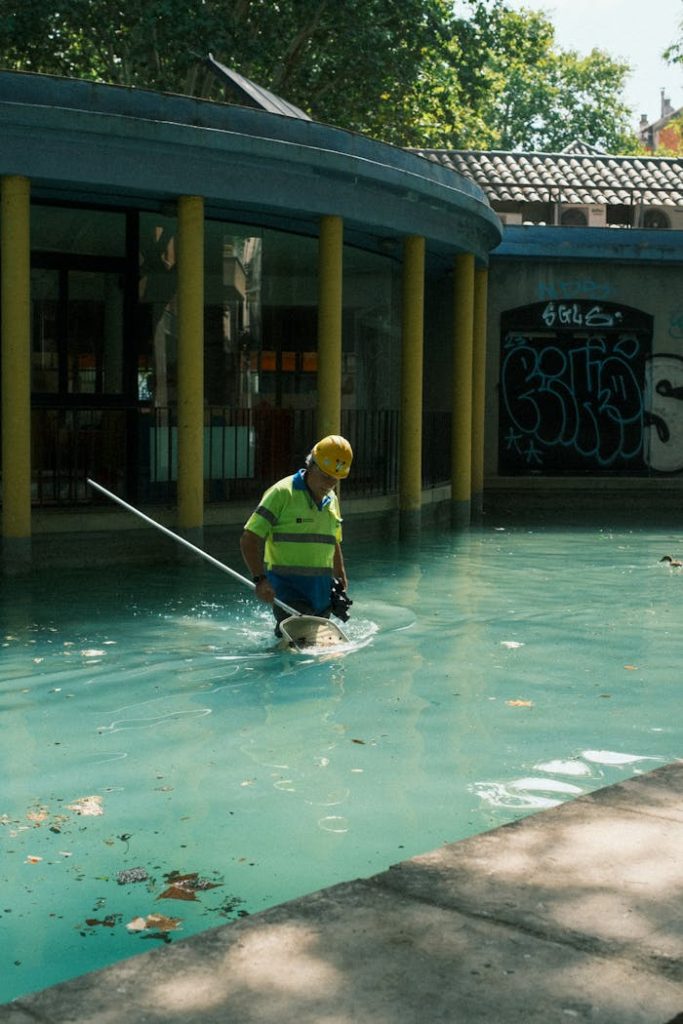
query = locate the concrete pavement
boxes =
[2,761,682,1023]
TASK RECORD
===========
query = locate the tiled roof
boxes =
[411,145,683,206]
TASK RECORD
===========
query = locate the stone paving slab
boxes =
[377,760,683,977]
[583,760,683,823]
[2,762,682,1024]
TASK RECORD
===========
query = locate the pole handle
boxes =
[86,479,301,618]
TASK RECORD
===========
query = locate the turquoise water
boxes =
[2,523,681,1003]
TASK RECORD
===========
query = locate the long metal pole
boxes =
[86,479,301,618]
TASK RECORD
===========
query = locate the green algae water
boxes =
[2,524,682,1002]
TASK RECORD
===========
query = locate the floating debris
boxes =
[126,913,181,933]
[67,796,104,817]
[116,867,149,885]
[157,871,221,901]
[26,807,49,826]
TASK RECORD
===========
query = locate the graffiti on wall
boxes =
[498,301,662,475]
[536,278,614,303]
[644,354,683,473]
[669,309,683,340]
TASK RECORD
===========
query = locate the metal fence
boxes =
[26,405,451,507]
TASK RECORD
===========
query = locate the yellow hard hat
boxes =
[311,435,353,479]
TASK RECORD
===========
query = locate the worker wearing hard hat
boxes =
[240,435,353,636]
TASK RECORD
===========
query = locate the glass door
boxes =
[31,264,129,504]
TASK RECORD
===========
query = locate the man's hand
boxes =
[254,577,275,604]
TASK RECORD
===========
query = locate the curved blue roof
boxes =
[0,71,501,267]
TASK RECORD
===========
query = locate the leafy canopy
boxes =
[0,0,642,153]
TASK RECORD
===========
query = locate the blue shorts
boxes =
[267,571,332,617]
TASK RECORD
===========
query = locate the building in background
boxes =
[4,66,683,571]
[639,90,682,151]
[417,142,683,513]
[0,69,499,569]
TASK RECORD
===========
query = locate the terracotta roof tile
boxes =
[411,146,683,206]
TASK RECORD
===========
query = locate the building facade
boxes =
[418,143,683,514]
[0,71,500,569]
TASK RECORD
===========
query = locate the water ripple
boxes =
[97,707,211,734]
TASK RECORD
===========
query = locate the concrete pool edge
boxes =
[2,760,682,1023]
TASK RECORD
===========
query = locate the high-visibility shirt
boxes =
[244,470,342,577]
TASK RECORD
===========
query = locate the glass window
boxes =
[32,206,126,257]
[140,217,400,416]
[67,271,124,394]
[31,269,60,393]
[138,213,178,406]
[342,247,401,412]
[31,268,125,395]
[204,221,263,409]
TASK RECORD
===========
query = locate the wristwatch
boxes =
[252,574,267,584]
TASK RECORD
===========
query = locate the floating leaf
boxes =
[158,884,198,902]
[25,855,42,864]
[505,699,534,708]
[67,795,104,816]
[624,665,638,671]
[158,871,221,900]
[127,913,181,933]
[351,738,366,745]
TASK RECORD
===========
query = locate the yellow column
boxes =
[317,215,343,439]
[1,175,32,566]
[471,266,489,517]
[176,195,204,532]
[399,235,425,527]
[451,252,475,527]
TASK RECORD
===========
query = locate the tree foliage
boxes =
[0,0,640,153]
[663,13,683,69]
[652,115,683,156]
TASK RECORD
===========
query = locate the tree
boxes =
[652,115,683,156]
[0,0,451,121]
[663,15,683,69]
[408,1,640,153]
[0,0,641,153]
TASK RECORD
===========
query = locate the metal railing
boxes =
[24,405,451,507]
[30,407,128,505]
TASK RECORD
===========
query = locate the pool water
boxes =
[2,523,681,1002]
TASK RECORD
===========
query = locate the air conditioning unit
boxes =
[560,204,606,227]
[498,212,523,225]
[642,209,671,229]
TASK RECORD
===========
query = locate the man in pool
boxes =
[240,434,353,636]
